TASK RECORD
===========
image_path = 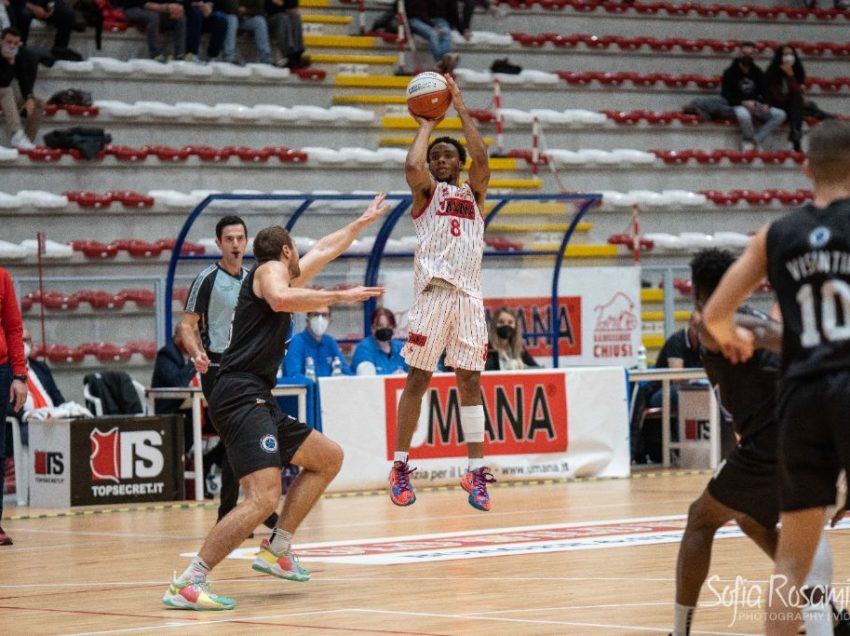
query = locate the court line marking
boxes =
[6,469,710,521]
[53,605,755,636]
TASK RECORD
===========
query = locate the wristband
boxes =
[13,374,27,383]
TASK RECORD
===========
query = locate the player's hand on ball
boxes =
[339,286,385,303]
[444,73,465,112]
[719,326,755,364]
[358,192,392,226]
[410,112,444,128]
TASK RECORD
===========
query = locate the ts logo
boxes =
[34,451,65,476]
[90,427,164,482]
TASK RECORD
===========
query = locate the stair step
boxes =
[305,34,377,49]
[488,222,593,233]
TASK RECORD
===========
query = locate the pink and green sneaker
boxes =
[389,459,416,506]
[252,538,311,582]
[460,467,496,511]
[162,574,236,610]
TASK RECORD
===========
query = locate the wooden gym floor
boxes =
[2,470,849,635]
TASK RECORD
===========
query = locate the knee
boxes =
[404,371,431,396]
[686,498,722,533]
[324,440,344,476]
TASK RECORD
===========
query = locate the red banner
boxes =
[483,296,582,357]
[384,372,568,459]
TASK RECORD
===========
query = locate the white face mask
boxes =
[2,45,19,58]
[783,55,795,66]
[309,315,329,337]
[24,343,31,358]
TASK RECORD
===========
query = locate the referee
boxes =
[178,215,277,529]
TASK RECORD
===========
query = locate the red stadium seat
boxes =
[112,239,164,258]
[64,191,113,208]
[46,344,86,364]
[673,278,693,294]
[106,145,150,161]
[23,147,63,161]
[108,190,154,208]
[148,145,191,161]
[119,288,156,307]
[607,234,654,251]
[41,291,80,310]
[126,340,157,360]
[94,342,133,362]
[224,146,274,162]
[155,238,206,255]
[72,241,119,259]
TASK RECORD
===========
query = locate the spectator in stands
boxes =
[214,0,239,62]
[649,312,703,409]
[236,0,272,64]
[9,0,81,60]
[0,266,27,546]
[802,0,848,9]
[765,44,833,152]
[114,0,186,60]
[405,0,460,72]
[151,330,197,417]
[266,0,307,68]
[0,26,42,150]
[458,0,504,40]
[485,306,539,371]
[186,1,227,62]
[369,0,397,33]
[283,306,353,378]
[351,307,408,375]
[720,40,786,151]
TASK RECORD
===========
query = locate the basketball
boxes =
[406,72,451,120]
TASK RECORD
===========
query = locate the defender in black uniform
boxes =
[704,119,850,636]
[163,193,390,611]
[672,249,848,636]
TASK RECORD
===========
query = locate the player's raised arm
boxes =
[445,74,489,204]
[256,260,383,313]
[292,193,391,287]
[405,114,440,203]
[703,226,770,363]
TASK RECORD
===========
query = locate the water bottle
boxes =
[331,356,342,376]
[305,356,317,382]
[636,345,647,371]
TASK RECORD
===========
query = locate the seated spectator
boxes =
[236,0,272,64]
[283,306,353,379]
[14,326,88,423]
[351,307,408,375]
[113,0,186,61]
[213,0,238,62]
[266,0,307,68]
[0,27,43,149]
[151,330,197,453]
[485,306,539,371]
[720,40,786,151]
[458,0,504,40]
[369,0,397,33]
[648,312,703,410]
[9,0,81,60]
[765,44,833,152]
[186,0,227,62]
[405,0,460,72]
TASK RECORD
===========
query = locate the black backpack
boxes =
[47,88,93,106]
[44,127,112,160]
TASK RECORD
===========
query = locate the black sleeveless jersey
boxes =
[217,263,292,389]
[700,306,780,440]
[766,198,850,382]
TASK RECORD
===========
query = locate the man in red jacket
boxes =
[0,266,28,545]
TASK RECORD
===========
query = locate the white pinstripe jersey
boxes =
[412,181,484,299]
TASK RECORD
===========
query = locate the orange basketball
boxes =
[406,72,451,120]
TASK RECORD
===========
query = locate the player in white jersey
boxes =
[389,73,495,511]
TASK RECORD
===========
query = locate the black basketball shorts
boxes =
[707,425,779,530]
[776,370,850,513]
[208,372,313,481]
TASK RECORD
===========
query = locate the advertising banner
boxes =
[382,266,641,367]
[70,416,184,506]
[320,367,629,492]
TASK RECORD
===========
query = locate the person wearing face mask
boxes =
[484,307,539,371]
[0,27,42,150]
[721,41,787,151]
[283,306,353,378]
[351,307,409,375]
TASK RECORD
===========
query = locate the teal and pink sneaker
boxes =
[162,574,236,610]
[252,538,311,582]
[389,459,417,506]
[460,467,496,511]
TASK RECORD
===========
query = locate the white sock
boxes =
[393,451,408,464]
[468,458,486,472]
[269,528,293,555]
[672,603,695,636]
[178,556,210,584]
